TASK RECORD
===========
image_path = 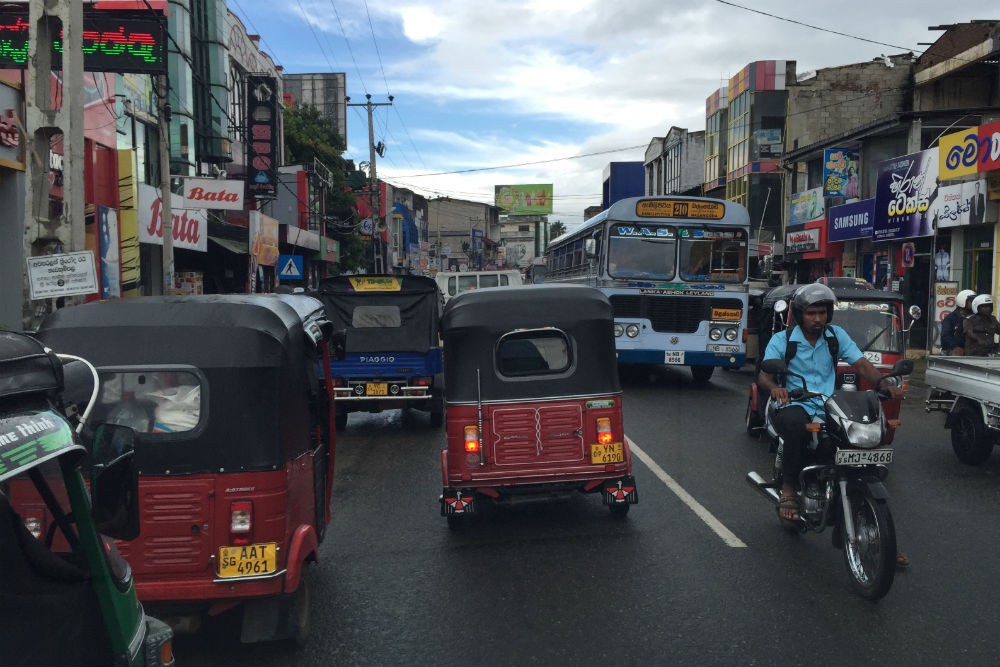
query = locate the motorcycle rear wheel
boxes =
[842,491,896,601]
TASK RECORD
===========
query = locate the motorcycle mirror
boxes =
[760,358,787,375]
[908,305,922,321]
[891,359,914,376]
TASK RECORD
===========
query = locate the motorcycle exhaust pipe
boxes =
[746,471,781,505]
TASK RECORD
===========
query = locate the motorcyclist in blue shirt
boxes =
[756,284,904,522]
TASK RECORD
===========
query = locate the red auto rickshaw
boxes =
[439,284,637,527]
[30,294,337,645]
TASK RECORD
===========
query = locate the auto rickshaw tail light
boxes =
[230,501,253,544]
[464,425,480,453]
[596,417,613,445]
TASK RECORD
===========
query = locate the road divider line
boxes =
[628,436,747,548]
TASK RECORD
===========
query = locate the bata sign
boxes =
[138,183,207,252]
[182,177,244,210]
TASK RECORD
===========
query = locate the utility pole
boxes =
[158,74,174,295]
[345,94,392,273]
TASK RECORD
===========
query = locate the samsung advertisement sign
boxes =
[828,198,875,243]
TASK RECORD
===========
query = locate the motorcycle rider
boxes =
[941,289,976,355]
[757,283,905,524]
[962,294,1000,356]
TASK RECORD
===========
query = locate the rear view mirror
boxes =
[773,300,788,314]
[908,305,922,321]
[760,358,787,375]
[89,423,140,541]
[891,359,915,376]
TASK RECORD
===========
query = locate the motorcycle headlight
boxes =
[846,420,884,448]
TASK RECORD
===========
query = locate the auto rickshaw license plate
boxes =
[366,383,388,396]
[590,442,624,464]
[218,543,277,578]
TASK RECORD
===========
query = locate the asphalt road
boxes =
[175,364,1000,666]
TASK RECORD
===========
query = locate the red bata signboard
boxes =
[182,177,244,210]
[0,9,166,74]
[246,75,277,199]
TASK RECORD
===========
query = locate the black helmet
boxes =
[791,283,836,326]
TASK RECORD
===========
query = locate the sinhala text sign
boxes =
[26,251,98,300]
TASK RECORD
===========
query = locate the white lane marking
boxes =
[628,436,747,548]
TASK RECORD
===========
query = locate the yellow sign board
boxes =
[711,307,742,321]
[348,276,402,292]
[635,199,726,219]
[938,127,979,179]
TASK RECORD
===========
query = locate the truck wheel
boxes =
[951,406,993,465]
[335,411,348,432]
[691,366,714,383]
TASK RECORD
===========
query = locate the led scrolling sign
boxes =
[0,10,166,74]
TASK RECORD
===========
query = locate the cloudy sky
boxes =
[229,0,997,229]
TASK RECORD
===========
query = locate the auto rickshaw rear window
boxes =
[497,330,570,376]
[352,305,402,328]
[98,370,202,434]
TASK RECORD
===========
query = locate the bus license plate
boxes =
[664,351,685,365]
[835,449,893,465]
[707,344,739,353]
[591,442,624,464]
[366,383,388,396]
[218,542,277,578]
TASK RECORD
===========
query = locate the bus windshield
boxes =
[608,232,676,279]
[679,228,747,283]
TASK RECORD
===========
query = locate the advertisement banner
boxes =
[137,183,207,252]
[789,187,825,226]
[246,75,278,199]
[828,198,875,242]
[26,251,99,299]
[785,227,820,253]
[873,147,938,241]
[182,177,244,210]
[754,129,783,159]
[823,148,860,198]
[98,206,121,299]
[933,180,991,228]
[495,184,553,215]
[249,211,280,266]
[939,119,1000,179]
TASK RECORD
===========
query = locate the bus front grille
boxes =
[609,295,743,334]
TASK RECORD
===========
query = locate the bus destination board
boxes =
[635,199,725,220]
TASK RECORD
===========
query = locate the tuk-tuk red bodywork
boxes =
[439,285,637,522]
[31,294,336,642]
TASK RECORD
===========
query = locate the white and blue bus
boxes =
[544,196,750,382]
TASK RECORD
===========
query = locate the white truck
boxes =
[925,355,1000,465]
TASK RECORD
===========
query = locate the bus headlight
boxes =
[709,327,722,341]
[724,328,738,341]
[625,324,640,338]
[613,324,624,337]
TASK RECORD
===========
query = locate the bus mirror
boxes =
[90,423,140,541]
[584,238,595,258]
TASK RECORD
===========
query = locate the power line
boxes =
[394,144,647,178]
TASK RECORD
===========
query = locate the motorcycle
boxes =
[746,357,914,601]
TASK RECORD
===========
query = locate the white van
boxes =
[435,270,523,304]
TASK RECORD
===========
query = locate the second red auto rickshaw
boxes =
[31,294,337,645]
[439,284,637,527]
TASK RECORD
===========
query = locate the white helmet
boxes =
[957,289,977,309]
[972,294,994,312]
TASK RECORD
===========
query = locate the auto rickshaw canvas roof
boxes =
[441,284,613,332]
[36,295,309,369]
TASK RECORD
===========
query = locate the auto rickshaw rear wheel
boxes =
[286,571,311,649]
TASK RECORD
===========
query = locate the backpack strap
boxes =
[782,325,838,368]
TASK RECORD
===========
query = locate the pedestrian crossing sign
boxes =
[278,254,304,279]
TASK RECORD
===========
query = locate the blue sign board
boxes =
[872,148,938,241]
[828,198,875,243]
[278,254,304,280]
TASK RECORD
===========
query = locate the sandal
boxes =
[777,493,800,521]
[896,552,910,570]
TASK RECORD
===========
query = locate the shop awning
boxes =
[209,236,248,254]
